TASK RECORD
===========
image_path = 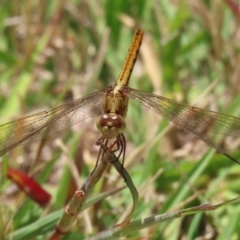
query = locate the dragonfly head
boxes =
[96,114,126,139]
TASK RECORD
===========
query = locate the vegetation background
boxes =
[0,0,240,239]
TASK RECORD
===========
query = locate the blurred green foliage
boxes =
[1,0,240,239]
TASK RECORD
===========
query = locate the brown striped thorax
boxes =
[96,85,128,139]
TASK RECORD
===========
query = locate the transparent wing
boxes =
[125,87,240,164]
[0,89,106,157]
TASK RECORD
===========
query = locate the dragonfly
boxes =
[1,29,240,167]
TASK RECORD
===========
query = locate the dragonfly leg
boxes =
[109,134,127,181]
[108,134,126,163]
[92,137,109,176]
[95,134,127,181]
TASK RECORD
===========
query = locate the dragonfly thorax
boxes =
[96,114,126,139]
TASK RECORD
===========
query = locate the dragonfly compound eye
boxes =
[96,114,126,139]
